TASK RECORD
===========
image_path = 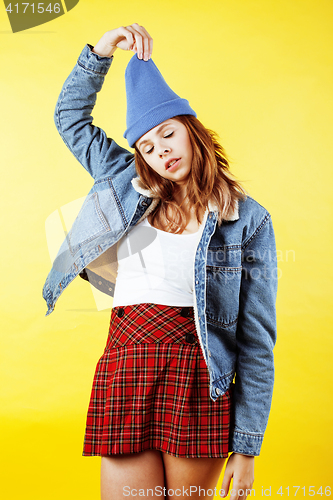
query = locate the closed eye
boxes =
[144,131,174,154]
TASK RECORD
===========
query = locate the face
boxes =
[136,118,193,186]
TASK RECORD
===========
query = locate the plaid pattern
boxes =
[82,303,232,458]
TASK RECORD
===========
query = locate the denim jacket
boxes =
[43,44,278,457]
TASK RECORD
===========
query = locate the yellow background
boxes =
[1,0,332,498]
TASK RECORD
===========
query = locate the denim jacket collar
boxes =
[131,176,240,222]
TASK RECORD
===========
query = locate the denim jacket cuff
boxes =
[230,430,263,456]
[77,44,114,76]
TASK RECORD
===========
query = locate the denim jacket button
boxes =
[215,387,220,395]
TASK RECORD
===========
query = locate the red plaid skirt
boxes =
[82,303,232,458]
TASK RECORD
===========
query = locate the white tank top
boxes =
[112,216,205,308]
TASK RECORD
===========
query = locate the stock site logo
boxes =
[3,0,79,33]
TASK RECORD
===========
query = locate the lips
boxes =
[165,158,181,170]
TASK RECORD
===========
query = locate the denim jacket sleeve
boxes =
[230,213,278,456]
[54,44,134,180]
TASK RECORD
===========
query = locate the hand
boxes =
[221,453,255,500]
[92,23,153,60]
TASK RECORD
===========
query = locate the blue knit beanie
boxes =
[123,54,197,148]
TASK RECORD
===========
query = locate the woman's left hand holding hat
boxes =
[92,23,153,60]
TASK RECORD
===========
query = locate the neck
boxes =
[173,184,187,207]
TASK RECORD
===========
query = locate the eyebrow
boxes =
[138,122,172,149]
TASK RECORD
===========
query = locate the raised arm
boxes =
[54,24,153,180]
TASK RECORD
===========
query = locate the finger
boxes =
[221,473,232,498]
[142,33,149,61]
[239,489,250,500]
[129,23,151,60]
[137,24,153,59]
[126,27,142,58]
[232,483,252,500]
[114,26,135,51]
[239,483,254,500]
[148,37,153,58]
[123,25,139,50]
[124,30,135,50]
[126,24,144,59]
[229,485,239,500]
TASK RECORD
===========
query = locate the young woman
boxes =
[43,24,278,500]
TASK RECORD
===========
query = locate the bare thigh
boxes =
[162,452,227,499]
[100,450,165,500]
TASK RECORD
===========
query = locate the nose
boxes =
[158,144,171,157]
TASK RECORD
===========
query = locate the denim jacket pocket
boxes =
[205,245,242,327]
[68,192,110,256]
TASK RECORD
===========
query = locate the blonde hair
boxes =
[134,115,246,233]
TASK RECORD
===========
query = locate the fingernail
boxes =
[139,52,143,59]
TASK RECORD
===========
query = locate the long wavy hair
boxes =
[134,115,246,234]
